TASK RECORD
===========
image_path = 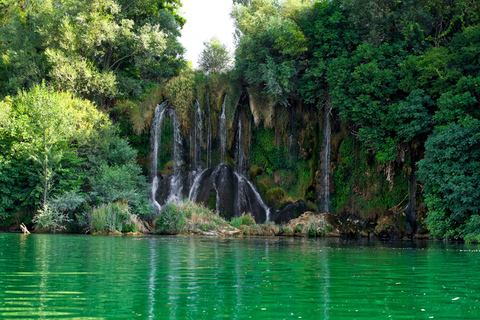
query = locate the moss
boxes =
[249,165,263,181]
[161,161,174,175]
[257,181,267,198]
[207,190,216,211]
[307,200,318,212]
[266,187,286,209]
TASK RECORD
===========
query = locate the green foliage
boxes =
[164,71,195,131]
[32,204,72,233]
[0,0,186,102]
[233,0,309,107]
[418,117,480,240]
[250,127,295,175]
[230,213,256,228]
[155,200,226,234]
[155,202,186,233]
[89,201,137,233]
[198,37,231,74]
[266,187,286,209]
[0,84,152,228]
[333,136,408,217]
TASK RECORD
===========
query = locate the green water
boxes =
[1,234,479,319]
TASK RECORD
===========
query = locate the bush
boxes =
[266,187,286,209]
[155,200,228,234]
[155,202,187,233]
[33,204,72,233]
[230,213,256,228]
[89,202,137,233]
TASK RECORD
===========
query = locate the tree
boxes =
[0,0,186,102]
[232,0,309,108]
[198,37,231,74]
[418,117,480,240]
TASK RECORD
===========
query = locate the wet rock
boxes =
[272,200,309,225]
[187,164,269,222]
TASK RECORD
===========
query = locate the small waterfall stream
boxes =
[150,102,169,213]
[207,96,212,168]
[320,108,331,213]
[234,172,270,222]
[236,118,244,174]
[167,109,183,204]
[220,96,227,163]
[150,102,184,209]
[194,100,203,171]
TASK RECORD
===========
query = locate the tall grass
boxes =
[89,201,142,233]
[155,199,228,234]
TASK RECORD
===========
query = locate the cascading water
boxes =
[236,118,244,174]
[188,168,209,202]
[234,172,270,222]
[193,101,202,171]
[320,108,331,213]
[220,96,227,163]
[207,96,212,168]
[167,109,183,204]
[150,102,169,213]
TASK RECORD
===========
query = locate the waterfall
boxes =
[234,172,270,223]
[207,96,212,168]
[150,102,169,213]
[194,100,202,171]
[167,109,183,204]
[236,118,244,174]
[220,96,227,163]
[188,168,209,202]
[320,108,331,213]
[213,165,224,215]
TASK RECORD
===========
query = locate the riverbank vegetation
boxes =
[1,0,480,242]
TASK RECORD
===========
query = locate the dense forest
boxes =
[1,0,479,241]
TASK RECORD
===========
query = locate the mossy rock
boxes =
[374,211,413,239]
[307,201,318,212]
[259,176,275,191]
[266,187,286,209]
[207,190,216,211]
[161,161,174,175]
[249,165,263,181]
[257,181,267,198]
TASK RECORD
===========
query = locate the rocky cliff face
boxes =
[149,91,421,238]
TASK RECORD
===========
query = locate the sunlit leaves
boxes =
[198,37,231,74]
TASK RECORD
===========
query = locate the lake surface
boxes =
[0,234,479,319]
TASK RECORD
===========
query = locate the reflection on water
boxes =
[1,234,480,319]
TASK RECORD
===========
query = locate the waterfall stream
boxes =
[236,118,244,174]
[167,109,183,204]
[220,96,227,163]
[150,102,169,213]
[207,97,212,168]
[194,100,202,171]
[150,102,184,209]
[320,108,331,213]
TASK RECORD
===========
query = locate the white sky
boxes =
[179,0,236,69]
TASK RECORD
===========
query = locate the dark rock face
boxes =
[271,200,309,225]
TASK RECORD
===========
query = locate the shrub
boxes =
[89,201,137,233]
[230,213,256,228]
[155,200,228,233]
[33,204,72,233]
[155,202,187,233]
[266,187,286,209]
